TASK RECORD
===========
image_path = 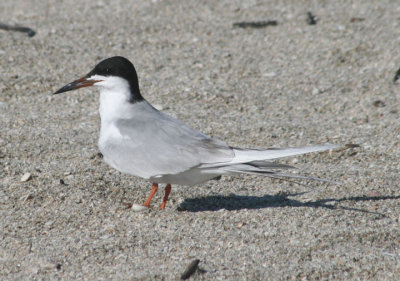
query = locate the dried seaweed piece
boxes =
[394,67,400,83]
[306,12,317,25]
[181,259,200,280]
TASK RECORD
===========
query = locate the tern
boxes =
[53,56,338,210]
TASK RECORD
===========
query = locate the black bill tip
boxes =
[53,77,102,95]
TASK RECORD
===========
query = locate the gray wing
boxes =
[103,107,234,179]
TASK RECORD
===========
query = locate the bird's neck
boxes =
[99,88,134,125]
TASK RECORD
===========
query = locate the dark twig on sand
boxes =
[350,17,365,23]
[233,20,278,28]
[0,22,36,37]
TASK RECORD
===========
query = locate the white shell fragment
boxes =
[20,173,32,182]
[130,204,148,212]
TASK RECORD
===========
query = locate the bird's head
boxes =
[53,56,143,103]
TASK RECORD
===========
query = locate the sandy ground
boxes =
[1,0,400,280]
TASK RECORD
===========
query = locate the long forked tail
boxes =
[231,144,339,163]
[202,144,340,182]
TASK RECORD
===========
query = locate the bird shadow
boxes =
[177,191,400,217]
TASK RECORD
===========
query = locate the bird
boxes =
[53,56,339,210]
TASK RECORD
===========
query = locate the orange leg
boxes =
[160,184,172,210]
[143,183,158,208]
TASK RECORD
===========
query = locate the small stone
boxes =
[45,220,54,228]
[21,173,32,182]
[373,100,385,107]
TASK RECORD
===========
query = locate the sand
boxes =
[1,0,400,280]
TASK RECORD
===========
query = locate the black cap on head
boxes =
[87,56,143,103]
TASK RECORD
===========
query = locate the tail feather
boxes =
[200,144,340,183]
[231,144,339,163]
[200,144,339,169]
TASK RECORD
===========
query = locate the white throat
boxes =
[90,75,133,125]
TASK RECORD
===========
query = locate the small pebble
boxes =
[373,100,385,107]
[45,220,54,228]
[21,173,32,182]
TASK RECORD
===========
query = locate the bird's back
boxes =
[98,101,234,180]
